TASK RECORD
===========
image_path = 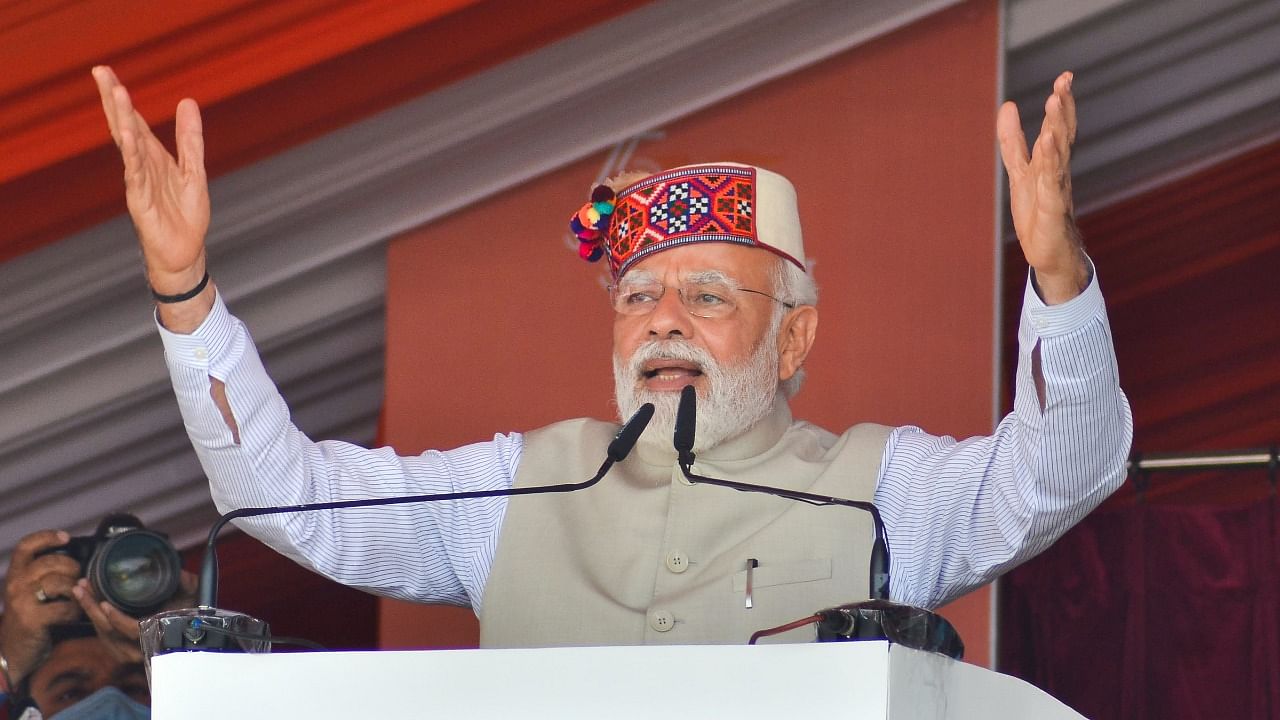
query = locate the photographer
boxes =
[0,529,195,719]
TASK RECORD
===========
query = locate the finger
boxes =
[996,101,1030,180]
[32,571,80,602]
[129,106,164,152]
[112,87,175,214]
[10,530,71,569]
[110,85,157,149]
[111,84,147,158]
[35,596,84,625]
[1031,126,1063,185]
[1043,94,1071,168]
[113,87,147,181]
[99,601,142,641]
[110,85,165,166]
[74,581,111,629]
[175,98,206,179]
[116,127,156,218]
[1056,71,1077,144]
[1036,143,1069,216]
[22,550,81,582]
[91,66,124,145]
[104,76,162,149]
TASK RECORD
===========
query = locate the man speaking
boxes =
[92,66,1130,646]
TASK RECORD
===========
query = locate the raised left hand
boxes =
[997,71,1088,305]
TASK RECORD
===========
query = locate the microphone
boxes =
[674,385,696,466]
[673,386,890,600]
[140,403,654,660]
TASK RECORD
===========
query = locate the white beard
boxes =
[613,332,781,455]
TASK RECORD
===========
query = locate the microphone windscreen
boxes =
[674,385,697,455]
[608,403,655,462]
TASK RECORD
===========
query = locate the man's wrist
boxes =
[1031,250,1090,305]
[152,271,210,303]
[155,279,217,335]
[1024,254,1102,339]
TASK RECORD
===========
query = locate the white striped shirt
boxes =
[159,271,1131,612]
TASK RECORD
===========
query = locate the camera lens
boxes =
[87,530,182,617]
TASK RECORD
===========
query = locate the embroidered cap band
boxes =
[569,163,806,279]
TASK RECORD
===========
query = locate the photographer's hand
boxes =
[0,531,83,689]
[74,571,198,664]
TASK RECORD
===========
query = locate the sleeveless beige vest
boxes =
[479,397,890,648]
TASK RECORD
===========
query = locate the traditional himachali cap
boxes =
[568,163,807,279]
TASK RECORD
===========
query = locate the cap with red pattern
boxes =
[568,163,805,279]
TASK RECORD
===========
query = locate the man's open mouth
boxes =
[641,361,703,383]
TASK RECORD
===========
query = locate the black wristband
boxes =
[151,272,210,304]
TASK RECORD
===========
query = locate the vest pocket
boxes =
[731,557,831,592]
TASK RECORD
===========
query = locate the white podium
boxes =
[151,641,1082,719]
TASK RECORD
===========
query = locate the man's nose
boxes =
[646,288,693,338]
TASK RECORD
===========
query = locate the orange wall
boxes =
[381,1,999,665]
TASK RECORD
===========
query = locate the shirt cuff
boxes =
[1024,256,1104,338]
[155,288,239,375]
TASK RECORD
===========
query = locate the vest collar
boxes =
[633,392,792,467]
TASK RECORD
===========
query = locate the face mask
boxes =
[48,686,149,720]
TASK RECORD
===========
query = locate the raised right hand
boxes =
[92,66,214,332]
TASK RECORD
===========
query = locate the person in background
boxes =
[1,530,194,719]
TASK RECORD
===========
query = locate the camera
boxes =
[37,513,183,618]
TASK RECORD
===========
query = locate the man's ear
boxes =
[777,305,818,382]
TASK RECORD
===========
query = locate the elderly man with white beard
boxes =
[93,66,1131,647]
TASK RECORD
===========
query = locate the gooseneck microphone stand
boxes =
[672,386,890,600]
[141,404,655,659]
[198,403,654,608]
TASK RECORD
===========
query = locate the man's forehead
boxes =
[620,243,777,284]
[43,636,108,662]
[622,268,735,285]
[34,637,127,683]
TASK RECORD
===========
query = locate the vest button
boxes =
[665,550,689,573]
[648,609,675,632]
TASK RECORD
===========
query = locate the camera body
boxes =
[38,513,183,618]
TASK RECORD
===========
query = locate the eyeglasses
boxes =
[608,280,796,319]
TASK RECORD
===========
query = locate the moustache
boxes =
[623,339,721,380]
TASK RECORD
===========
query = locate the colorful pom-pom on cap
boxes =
[567,184,615,263]
[591,185,615,204]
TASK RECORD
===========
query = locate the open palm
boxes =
[997,72,1087,304]
[93,66,209,292]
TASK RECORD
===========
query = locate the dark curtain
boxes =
[1000,496,1280,719]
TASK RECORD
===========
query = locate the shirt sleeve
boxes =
[157,291,518,611]
[874,262,1133,609]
